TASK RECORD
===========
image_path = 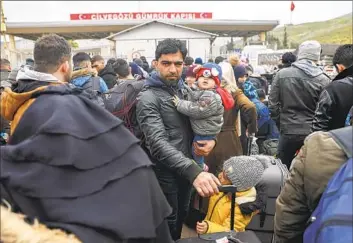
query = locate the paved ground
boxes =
[181,224,198,238]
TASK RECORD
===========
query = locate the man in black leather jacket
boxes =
[311,44,353,132]
[136,39,221,241]
[269,40,330,169]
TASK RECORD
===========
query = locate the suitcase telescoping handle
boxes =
[247,135,255,156]
[218,185,237,231]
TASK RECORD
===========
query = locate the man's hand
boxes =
[193,140,216,156]
[196,221,208,234]
[193,172,221,197]
[172,95,180,106]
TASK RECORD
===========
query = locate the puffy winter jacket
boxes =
[269,59,330,135]
[274,127,350,243]
[203,188,257,233]
[176,88,224,136]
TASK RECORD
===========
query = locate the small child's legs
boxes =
[192,135,216,171]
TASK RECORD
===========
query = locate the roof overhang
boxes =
[5,19,279,41]
[106,20,218,40]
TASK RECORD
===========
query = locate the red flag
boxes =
[290,1,295,11]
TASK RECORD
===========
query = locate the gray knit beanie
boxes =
[297,40,321,62]
[223,155,269,192]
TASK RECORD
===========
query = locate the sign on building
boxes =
[70,12,213,21]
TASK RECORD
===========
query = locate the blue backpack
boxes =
[304,126,353,243]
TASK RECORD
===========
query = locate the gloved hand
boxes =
[172,95,180,106]
[239,182,268,216]
[239,202,258,216]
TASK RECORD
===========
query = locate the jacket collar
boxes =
[333,65,353,81]
[71,68,95,80]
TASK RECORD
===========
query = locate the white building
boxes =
[107,20,218,63]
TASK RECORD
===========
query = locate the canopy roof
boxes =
[6,19,279,40]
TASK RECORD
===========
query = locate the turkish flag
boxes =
[290,1,295,12]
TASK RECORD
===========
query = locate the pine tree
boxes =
[283,26,288,49]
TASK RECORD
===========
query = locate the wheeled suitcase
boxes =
[178,185,262,243]
[245,157,289,243]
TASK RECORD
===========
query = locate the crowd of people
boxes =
[0,33,352,243]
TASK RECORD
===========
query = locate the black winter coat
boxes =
[311,65,353,132]
[269,60,331,135]
[136,74,203,183]
[1,84,173,243]
[99,65,117,89]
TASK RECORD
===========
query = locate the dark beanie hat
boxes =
[233,64,247,81]
[129,62,142,77]
[185,64,197,78]
[195,57,203,65]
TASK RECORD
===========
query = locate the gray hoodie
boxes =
[16,65,59,83]
[292,59,326,78]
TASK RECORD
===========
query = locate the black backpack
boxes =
[104,79,145,137]
[262,139,279,157]
[80,76,106,108]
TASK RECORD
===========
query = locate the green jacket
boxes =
[274,129,349,243]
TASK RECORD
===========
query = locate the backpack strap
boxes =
[329,126,352,158]
[91,76,101,93]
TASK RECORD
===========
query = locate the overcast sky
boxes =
[3,1,352,25]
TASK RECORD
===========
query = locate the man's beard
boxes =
[157,71,179,86]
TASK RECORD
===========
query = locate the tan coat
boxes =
[274,130,348,243]
[0,205,81,243]
[205,89,257,175]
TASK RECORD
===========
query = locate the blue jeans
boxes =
[192,134,216,168]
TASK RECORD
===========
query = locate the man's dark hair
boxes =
[140,56,147,62]
[113,58,130,78]
[33,34,71,73]
[215,56,224,64]
[107,58,116,66]
[333,44,353,68]
[0,58,10,67]
[134,58,143,67]
[208,58,214,63]
[73,52,91,68]
[184,56,194,66]
[282,52,296,64]
[155,39,187,61]
[256,89,266,100]
[91,55,104,64]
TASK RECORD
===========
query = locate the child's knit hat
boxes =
[195,63,223,86]
[223,155,269,191]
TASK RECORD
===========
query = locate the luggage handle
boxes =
[219,185,237,231]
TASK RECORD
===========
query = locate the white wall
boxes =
[115,39,156,63]
[113,22,214,63]
[188,39,210,61]
[112,22,213,41]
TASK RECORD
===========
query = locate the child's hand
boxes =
[196,221,208,234]
[172,95,180,106]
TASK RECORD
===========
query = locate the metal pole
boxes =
[137,1,141,12]
[290,11,293,25]
[0,0,8,49]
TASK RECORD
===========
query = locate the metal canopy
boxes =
[6,19,279,41]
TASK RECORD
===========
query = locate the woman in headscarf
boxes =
[205,62,257,175]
